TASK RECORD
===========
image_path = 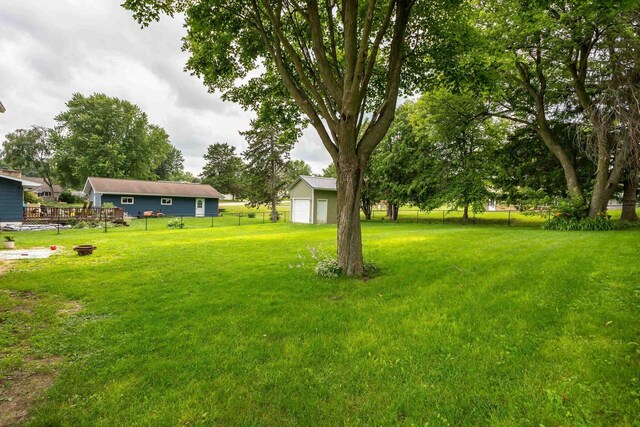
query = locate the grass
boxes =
[0,220,639,425]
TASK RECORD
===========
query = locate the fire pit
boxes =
[73,245,97,256]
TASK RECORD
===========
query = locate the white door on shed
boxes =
[291,198,311,223]
[316,199,328,224]
[195,198,205,217]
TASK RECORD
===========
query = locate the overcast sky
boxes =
[0,0,332,176]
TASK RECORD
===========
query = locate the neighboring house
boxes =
[0,101,5,113]
[22,177,63,202]
[83,177,222,217]
[0,171,40,224]
[288,176,337,224]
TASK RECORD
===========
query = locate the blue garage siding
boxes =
[100,195,219,217]
[0,177,24,222]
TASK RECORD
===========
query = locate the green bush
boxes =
[59,190,84,204]
[24,191,43,204]
[102,202,116,208]
[544,214,614,231]
[314,258,342,278]
[247,212,256,218]
[167,219,185,229]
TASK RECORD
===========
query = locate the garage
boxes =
[291,198,311,223]
[288,176,337,225]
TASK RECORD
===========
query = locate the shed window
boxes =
[121,197,134,205]
[161,198,172,206]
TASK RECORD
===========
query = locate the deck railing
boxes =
[23,206,124,223]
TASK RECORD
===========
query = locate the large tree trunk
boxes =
[536,121,583,200]
[621,175,638,222]
[462,204,469,223]
[336,156,365,276]
[361,197,372,220]
[387,203,398,221]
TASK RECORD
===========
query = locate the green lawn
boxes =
[1,221,639,425]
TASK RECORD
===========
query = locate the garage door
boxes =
[291,199,311,223]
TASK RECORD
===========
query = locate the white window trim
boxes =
[121,197,134,205]
[161,198,173,206]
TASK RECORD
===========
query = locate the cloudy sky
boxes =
[0,0,332,175]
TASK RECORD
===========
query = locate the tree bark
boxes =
[462,204,469,222]
[361,197,372,220]
[336,155,365,276]
[387,202,398,221]
[621,175,638,222]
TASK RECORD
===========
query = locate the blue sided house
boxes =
[0,172,41,224]
[83,177,222,217]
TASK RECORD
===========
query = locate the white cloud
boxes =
[0,0,330,177]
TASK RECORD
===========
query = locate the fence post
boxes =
[211,214,214,227]
[180,215,183,229]
[442,210,445,224]
[263,212,265,224]
[104,212,107,233]
[57,211,60,235]
[508,210,511,226]
[238,214,241,226]
[416,210,419,223]
[473,212,476,225]
[145,216,148,231]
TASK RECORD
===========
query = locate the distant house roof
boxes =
[83,177,222,199]
[0,101,5,113]
[0,174,41,189]
[22,177,63,193]
[289,175,337,191]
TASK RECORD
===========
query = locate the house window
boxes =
[121,197,134,204]
[40,191,52,197]
[161,198,172,206]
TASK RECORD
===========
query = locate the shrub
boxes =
[73,221,90,229]
[544,214,614,231]
[59,190,84,204]
[102,202,116,208]
[24,191,43,204]
[247,212,256,218]
[314,258,342,278]
[167,219,185,229]
[4,236,15,242]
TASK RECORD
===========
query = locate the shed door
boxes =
[316,199,328,224]
[195,198,205,217]
[291,199,311,223]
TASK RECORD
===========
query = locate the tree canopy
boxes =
[54,93,173,188]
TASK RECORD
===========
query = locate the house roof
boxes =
[0,101,5,113]
[0,174,41,189]
[22,177,63,193]
[83,177,222,199]
[289,175,337,191]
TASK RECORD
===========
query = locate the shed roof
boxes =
[84,177,222,199]
[0,174,41,189]
[290,176,337,191]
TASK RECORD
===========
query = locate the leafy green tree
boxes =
[370,103,431,220]
[54,93,171,188]
[477,0,639,217]
[124,0,463,275]
[284,159,313,188]
[241,115,297,222]
[2,126,57,193]
[155,145,185,181]
[410,89,505,221]
[200,143,245,198]
[321,164,337,178]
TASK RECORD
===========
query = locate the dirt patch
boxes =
[0,290,83,426]
[0,369,56,427]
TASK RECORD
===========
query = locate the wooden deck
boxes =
[23,206,124,224]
